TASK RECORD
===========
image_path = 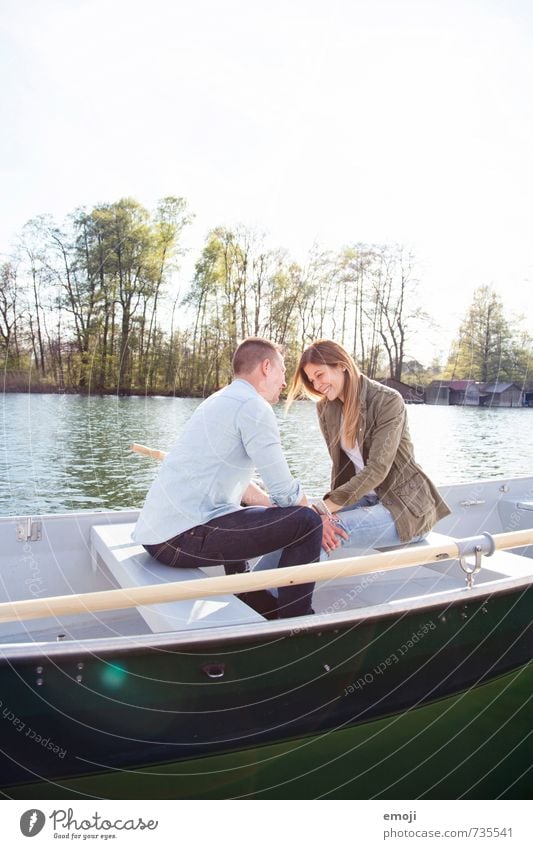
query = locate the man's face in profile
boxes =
[265,353,287,404]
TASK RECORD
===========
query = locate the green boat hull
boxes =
[4,663,531,799]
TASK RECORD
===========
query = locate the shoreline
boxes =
[1,382,207,399]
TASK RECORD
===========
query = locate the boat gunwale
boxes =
[0,577,531,665]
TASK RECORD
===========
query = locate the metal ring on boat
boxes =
[459,546,483,589]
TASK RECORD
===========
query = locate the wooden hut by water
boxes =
[424,380,451,405]
[480,382,523,407]
[448,380,481,406]
[377,377,425,403]
[521,381,533,407]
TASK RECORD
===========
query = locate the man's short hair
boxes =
[232,338,283,375]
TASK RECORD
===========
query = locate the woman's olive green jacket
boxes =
[317,374,451,542]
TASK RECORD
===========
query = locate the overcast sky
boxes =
[1,0,532,364]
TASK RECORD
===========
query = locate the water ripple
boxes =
[1,394,532,515]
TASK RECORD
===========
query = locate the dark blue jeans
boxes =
[144,506,323,618]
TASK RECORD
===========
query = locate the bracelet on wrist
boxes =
[311,498,333,517]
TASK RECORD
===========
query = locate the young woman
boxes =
[287,339,451,554]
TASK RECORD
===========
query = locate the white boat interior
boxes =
[1,477,532,644]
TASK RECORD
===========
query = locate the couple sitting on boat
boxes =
[133,337,450,619]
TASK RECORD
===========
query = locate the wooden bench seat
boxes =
[90,523,264,633]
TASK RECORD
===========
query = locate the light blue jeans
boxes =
[253,494,423,580]
[329,494,403,553]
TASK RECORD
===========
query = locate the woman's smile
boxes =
[303,363,345,402]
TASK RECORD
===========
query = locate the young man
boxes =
[133,337,344,618]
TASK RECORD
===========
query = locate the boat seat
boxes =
[387,531,533,578]
[310,530,456,609]
[312,528,533,614]
[319,530,456,564]
[374,530,456,552]
[90,523,264,632]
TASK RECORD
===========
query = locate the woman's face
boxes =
[303,362,346,402]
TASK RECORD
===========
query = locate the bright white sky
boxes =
[1,0,532,365]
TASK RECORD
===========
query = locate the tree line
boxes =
[1,196,531,395]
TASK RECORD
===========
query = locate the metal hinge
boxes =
[16,518,42,542]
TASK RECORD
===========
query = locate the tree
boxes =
[367,246,424,381]
[184,227,300,392]
[0,262,23,367]
[46,211,101,388]
[136,197,192,390]
[19,217,56,377]
[335,244,382,375]
[445,286,515,383]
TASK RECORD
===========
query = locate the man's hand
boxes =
[321,516,348,555]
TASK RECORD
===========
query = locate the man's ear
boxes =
[260,358,271,376]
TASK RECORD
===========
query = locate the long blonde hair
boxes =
[287,340,362,448]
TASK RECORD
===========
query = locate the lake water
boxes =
[1,393,532,516]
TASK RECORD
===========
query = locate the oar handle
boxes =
[131,443,167,461]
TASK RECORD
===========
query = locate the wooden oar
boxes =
[0,529,531,624]
[131,442,167,461]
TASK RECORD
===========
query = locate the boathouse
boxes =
[424,380,481,406]
[448,380,481,406]
[522,381,533,407]
[480,383,523,407]
[377,378,425,403]
[425,380,450,405]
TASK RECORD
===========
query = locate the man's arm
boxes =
[239,399,304,507]
[242,480,342,552]
[239,399,345,550]
[242,480,310,507]
[242,481,273,507]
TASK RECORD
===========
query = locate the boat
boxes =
[1,474,532,800]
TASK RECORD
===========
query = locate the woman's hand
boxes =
[321,515,348,555]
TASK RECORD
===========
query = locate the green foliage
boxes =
[7,196,191,393]
[5,198,530,397]
[444,286,526,384]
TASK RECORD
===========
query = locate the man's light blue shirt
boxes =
[132,379,303,545]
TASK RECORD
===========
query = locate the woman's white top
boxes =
[340,432,365,471]
[340,417,376,498]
